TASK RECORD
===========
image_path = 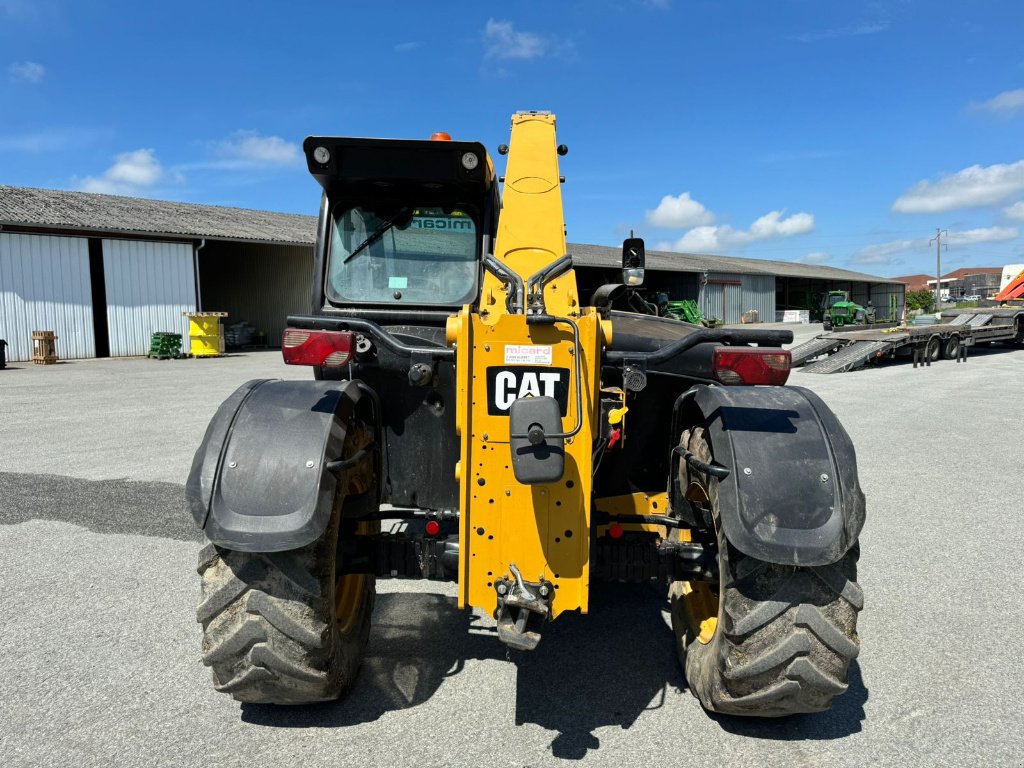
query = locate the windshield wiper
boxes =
[343,208,411,265]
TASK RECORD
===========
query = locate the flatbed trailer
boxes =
[789,307,1024,374]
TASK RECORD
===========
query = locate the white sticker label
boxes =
[504,345,553,365]
[388,276,408,289]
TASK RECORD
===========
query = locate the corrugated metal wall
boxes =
[103,239,196,356]
[741,274,776,322]
[700,272,746,323]
[198,242,314,345]
[0,232,96,361]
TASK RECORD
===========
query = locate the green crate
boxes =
[149,332,183,359]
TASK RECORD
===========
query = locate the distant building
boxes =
[894,268,1003,299]
[893,274,934,293]
[937,268,1002,300]
[1,185,905,362]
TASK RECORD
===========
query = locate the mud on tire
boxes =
[671,428,863,717]
[196,498,375,705]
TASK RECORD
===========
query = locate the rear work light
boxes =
[712,346,791,386]
[281,328,355,367]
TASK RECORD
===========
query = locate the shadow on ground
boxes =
[0,473,199,541]
[241,591,500,728]
[242,583,683,759]
[242,583,868,757]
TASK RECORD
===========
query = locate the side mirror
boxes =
[622,237,645,287]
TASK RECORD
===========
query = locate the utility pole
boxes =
[929,228,948,309]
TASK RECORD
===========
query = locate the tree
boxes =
[905,289,934,313]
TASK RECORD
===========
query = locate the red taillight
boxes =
[608,523,624,540]
[425,520,441,537]
[281,328,355,367]
[712,347,791,386]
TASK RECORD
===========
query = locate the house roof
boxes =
[892,274,937,290]
[0,184,899,284]
[0,185,318,246]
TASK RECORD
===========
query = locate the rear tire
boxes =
[670,428,862,717]
[197,438,377,704]
[925,336,941,362]
[943,335,960,360]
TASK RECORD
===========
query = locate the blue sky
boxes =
[2,0,1023,277]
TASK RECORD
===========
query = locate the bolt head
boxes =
[496,582,508,595]
[743,467,752,476]
[538,585,551,597]
[228,461,237,469]
[306,460,315,468]
[820,473,829,483]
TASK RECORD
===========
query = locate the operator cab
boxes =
[304,136,499,314]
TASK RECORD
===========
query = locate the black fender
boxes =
[676,384,865,566]
[186,378,377,552]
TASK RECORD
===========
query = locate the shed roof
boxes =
[0,185,318,246]
[0,184,899,284]
[570,243,904,284]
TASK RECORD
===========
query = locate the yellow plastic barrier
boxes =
[186,312,227,357]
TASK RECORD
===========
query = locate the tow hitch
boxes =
[494,563,554,651]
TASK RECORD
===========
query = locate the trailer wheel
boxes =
[925,336,941,362]
[943,335,961,360]
[197,454,376,704]
[822,317,832,331]
[670,428,862,717]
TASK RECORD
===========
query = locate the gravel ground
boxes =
[1,340,1022,767]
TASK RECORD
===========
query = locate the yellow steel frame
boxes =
[448,113,608,618]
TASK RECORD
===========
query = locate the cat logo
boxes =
[485,366,570,416]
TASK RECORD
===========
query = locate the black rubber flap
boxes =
[692,384,864,566]
[189,379,356,552]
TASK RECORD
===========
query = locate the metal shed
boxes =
[0,185,905,361]
[102,239,196,356]
[0,185,317,361]
[0,232,96,361]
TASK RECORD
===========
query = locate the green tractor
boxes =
[822,290,875,330]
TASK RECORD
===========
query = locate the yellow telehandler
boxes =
[187,112,864,716]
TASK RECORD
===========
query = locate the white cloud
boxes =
[483,19,546,60]
[673,226,724,252]
[850,252,905,268]
[852,226,1019,265]
[9,60,45,83]
[946,226,1018,246]
[892,160,1024,213]
[645,192,714,228]
[662,210,815,253]
[749,210,814,238]
[852,239,917,265]
[796,252,833,265]
[791,20,888,43]
[211,131,299,167]
[1005,201,1024,221]
[78,149,170,195]
[969,88,1024,115]
[394,41,420,53]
